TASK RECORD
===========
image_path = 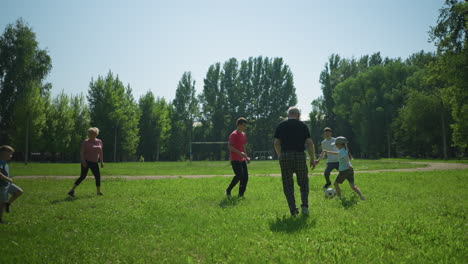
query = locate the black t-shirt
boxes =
[274,119,311,152]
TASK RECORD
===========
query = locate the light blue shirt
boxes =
[321,137,339,163]
[338,148,352,171]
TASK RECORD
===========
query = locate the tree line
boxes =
[0,19,297,162]
[310,0,467,159]
[0,1,466,162]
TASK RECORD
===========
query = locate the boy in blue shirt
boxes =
[325,137,365,200]
[0,145,24,223]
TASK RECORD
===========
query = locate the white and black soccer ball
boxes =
[324,188,336,198]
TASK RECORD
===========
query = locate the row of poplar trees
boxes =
[1,1,466,162]
[0,19,296,162]
[309,0,467,159]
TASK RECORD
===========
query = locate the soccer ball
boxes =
[324,188,336,198]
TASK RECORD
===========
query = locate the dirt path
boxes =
[13,162,468,181]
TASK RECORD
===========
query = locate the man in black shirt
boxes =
[274,107,316,217]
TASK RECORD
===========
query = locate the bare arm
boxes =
[306,138,316,169]
[228,144,248,160]
[316,151,326,164]
[316,141,325,164]
[80,143,86,167]
[274,138,281,157]
[0,172,13,183]
[100,143,104,168]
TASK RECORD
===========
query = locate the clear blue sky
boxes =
[1,0,442,116]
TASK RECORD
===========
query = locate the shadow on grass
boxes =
[218,196,244,208]
[269,215,317,233]
[340,195,359,209]
[50,194,94,204]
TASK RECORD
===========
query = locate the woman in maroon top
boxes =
[68,127,104,197]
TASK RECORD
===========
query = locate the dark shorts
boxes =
[335,168,354,184]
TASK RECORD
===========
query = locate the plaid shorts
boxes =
[279,152,309,209]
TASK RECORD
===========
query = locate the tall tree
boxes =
[429,0,468,150]
[88,71,140,161]
[171,72,199,160]
[10,81,47,162]
[0,19,52,161]
[138,92,171,161]
[222,58,243,125]
[198,63,227,160]
[239,58,256,118]
[41,91,74,161]
[333,62,415,157]
[429,0,467,54]
[198,56,297,158]
[317,54,364,151]
[318,54,341,127]
[199,63,227,141]
[309,96,327,152]
[153,97,172,161]
[69,94,90,161]
[244,56,267,156]
[138,91,158,161]
[395,51,451,159]
[393,88,451,158]
[251,57,297,153]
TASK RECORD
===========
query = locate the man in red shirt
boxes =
[225,117,250,199]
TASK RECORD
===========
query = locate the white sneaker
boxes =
[301,206,309,215]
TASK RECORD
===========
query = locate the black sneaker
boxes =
[97,192,103,196]
[291,208,299,217]
[68,190,75,197]
[323,183,331,189]
[225,190,232,200]
[301,206,310,215]
[4,203,10,213]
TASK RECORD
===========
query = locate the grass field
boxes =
[0,168,466,263]
[386,158,468,164]
[9,159,429,176]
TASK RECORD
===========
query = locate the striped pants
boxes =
[279,152,309,213]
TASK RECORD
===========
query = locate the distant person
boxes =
[325,136,365,200]
[0,145,24,224]
[225,117,250,199]
[315,127,339,189]
[274,107,316,217]
[68,127,104,197]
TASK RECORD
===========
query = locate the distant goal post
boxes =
[190,141,229,161]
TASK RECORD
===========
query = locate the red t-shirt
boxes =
[229,129,247,161]
[82,138,103,163]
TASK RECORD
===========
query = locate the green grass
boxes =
[386,158,468,164]
[1,170,466,263]
[9,159,429,176]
